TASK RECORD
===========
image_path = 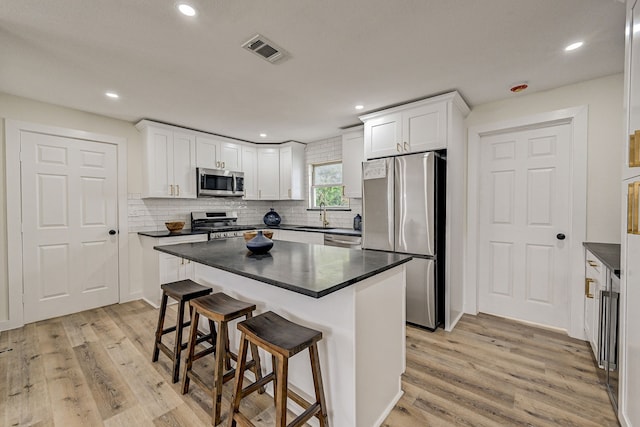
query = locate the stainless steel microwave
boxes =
[197,167,244,197]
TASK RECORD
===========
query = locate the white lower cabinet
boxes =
[584,249,605,360]
[273,229,324,245]
[141,233,208,307]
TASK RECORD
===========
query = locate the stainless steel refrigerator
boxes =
[362,151,446,330]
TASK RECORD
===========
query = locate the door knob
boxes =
[109,229,117,235]
[556,233,566,240]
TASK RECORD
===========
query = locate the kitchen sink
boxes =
[291,225,336,231]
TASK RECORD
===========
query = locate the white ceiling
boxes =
[0,0,626,143]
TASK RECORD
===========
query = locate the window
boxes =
[309,161,349,209]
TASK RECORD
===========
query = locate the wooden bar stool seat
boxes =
[182,292,264,426]
[152,279,213,383]
[228,311,329,427]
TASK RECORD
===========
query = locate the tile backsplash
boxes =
[128,135,362,232]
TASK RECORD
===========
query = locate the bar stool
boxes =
[182,292,264,426]
[152,279,214,383]
[228,311,329,427]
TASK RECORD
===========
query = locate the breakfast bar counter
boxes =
[154,238,410,427]
[154,238,410,297]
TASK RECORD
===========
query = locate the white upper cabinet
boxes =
[242,145,258,200]
[625,0,640,180]
[220,142,242,171]
[137,120,196,198]
[195,136,219,169]
[196,136,242,171]
[257,147,280,200]
[279,142,305,200]
[360,97,448,159]
[363,113,402,158]
[342,128,365,198]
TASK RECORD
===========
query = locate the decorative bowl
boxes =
[244,230,274,241]
[165,221,185,233]
[246,231,274,254]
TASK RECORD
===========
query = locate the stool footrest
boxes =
[290,402,321,427]
[288,390,314,412]
[157,342,173,359]
[240,372,275,399]
[192,345,216,362]
[160,319,193,337]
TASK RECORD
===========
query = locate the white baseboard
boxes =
[141,297,160,309]
[120,291,143,304]
[373,387,404,427]
[445,310,464,332]
[0,319,21,333]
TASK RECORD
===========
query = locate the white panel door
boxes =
[21,132,119,323]
[478,124,571,329]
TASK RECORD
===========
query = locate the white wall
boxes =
[466,73,624,243]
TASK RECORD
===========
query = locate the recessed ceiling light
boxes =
[355,105,364,110]
[177,3,196,17]
[564,41,584,52]
[259,133,267,138]
[105,92,119,99]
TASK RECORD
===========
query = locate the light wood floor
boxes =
[0,301,618,426]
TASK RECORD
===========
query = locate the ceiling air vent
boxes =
[242,34,285,63]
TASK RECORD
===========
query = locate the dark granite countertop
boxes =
[138,225,361,238]
[138,229,210,238]
[254,224,362,237]
[154,238,409,298]
[583,242,621,276]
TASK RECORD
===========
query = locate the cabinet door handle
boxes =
[585,278,594,298]
[176,185,180,196]
[404,141,409,151]
[288,188,291,198]
[222,161,225,169]
[169,184,174,196]
[396,143,402,152]
[630,131,640,167]
[259,189,262,199]
[587,260,598,268]
[629,182,640,234]
[216,161,220,168]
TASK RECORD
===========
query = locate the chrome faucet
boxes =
[319,202,330,228]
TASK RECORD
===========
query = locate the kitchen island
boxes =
[155,238,411,427]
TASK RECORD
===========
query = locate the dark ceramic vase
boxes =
[246,230,274,254]
[263,208,281,226]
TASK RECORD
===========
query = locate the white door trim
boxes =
[466,106,588,339]
[4,120,129,331]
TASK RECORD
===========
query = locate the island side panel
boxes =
[355,265,406,427]
[194,263,358,427]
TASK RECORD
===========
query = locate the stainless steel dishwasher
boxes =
[323,233,362,249]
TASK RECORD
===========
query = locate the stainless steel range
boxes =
[191,211,255,239]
